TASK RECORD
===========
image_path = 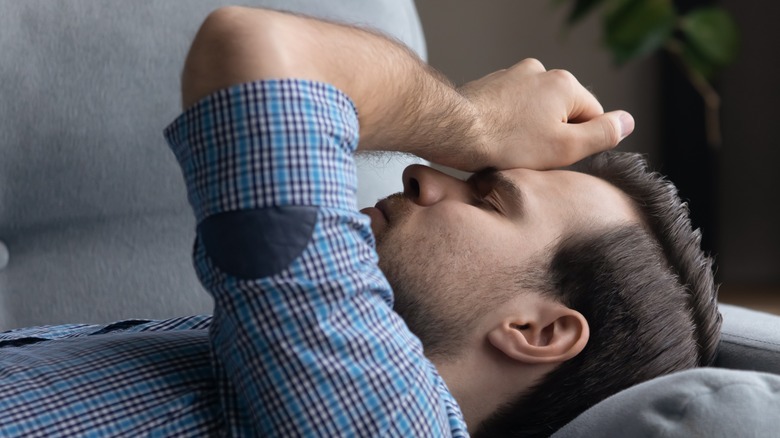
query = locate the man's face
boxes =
[361,164,639,358]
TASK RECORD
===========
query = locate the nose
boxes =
[402,164,468,207]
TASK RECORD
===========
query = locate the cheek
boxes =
[379,206,517,277]
[378,215,461,275]
[424,219,503,274]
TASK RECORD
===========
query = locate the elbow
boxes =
[180,6,288,108]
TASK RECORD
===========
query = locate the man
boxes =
[0,7,720,437]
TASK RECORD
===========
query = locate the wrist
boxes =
[450,89,492,170]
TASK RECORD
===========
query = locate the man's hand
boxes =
[458,59,634,170]
[182,7,633,172]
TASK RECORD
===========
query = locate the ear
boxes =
[487,303,589,365]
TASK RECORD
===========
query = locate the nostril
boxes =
[406,177,420,198]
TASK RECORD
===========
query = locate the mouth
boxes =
[359,193,406,238]
[359,203,388,234]
[375,199,390,222]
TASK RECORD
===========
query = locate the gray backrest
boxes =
[0,0,426,330]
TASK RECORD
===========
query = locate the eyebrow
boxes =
[469,168,525,217]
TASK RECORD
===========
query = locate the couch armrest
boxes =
[716,303,780,374]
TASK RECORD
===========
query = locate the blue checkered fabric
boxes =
[0,316,218,436]
[0,79,468,437]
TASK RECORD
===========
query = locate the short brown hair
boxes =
[475,151,722,437]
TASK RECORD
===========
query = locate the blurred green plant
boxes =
[555,0,739,146]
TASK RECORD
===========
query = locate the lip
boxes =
[375,200,390,222]
[359,205,387,232]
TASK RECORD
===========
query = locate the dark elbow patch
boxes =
[197,206,319,279]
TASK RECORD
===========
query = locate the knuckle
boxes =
[515,58,546,72]
[547,69,577,86]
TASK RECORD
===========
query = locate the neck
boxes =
[433,340,553,433]
[435,358,502,431]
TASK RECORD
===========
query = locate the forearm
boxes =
[182,7,486,169]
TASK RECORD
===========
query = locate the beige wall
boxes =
[415,0,661,162]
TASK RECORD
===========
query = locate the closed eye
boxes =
[467,168,524,217]
[483,191,505,212]
[472,192,497,211]
[468,175,501,213]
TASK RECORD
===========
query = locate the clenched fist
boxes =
[457,59,635,170]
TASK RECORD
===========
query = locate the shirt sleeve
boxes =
[164,79,467,437]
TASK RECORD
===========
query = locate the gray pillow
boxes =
[554,368,780,437]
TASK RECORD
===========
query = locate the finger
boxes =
[562,110,635,157]
[568,81,604,123]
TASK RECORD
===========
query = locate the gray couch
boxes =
[2,0,779,435]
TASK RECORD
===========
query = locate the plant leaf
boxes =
[680,7,739,67]
[679,39,718,80]
[605,0,677,64]
[567,0,609,25]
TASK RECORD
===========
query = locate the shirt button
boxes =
[0,240,8,270]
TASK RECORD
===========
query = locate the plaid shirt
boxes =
[0,80,468,437]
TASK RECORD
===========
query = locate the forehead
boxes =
[500,168,641,232]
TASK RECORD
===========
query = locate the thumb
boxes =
[567,110,635,154]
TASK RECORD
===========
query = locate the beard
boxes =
[375,193,479,360]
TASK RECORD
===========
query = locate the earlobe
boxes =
[487,306,589,365]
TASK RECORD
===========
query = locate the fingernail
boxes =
[619,112,635,140]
